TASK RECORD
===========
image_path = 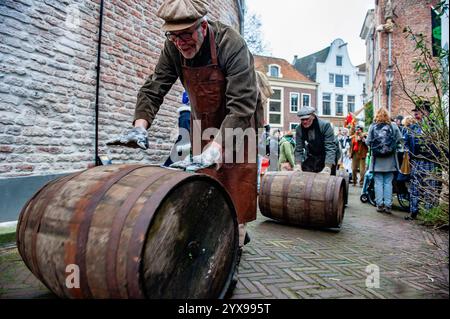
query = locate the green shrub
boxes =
[418,204,449,229]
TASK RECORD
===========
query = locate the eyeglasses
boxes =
[165,22,201,42]
[300,116,313,122]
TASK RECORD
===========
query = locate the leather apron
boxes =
[181,27,257,224]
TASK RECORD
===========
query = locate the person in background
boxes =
[402,115,416,129]
[278,131,295,171]
[395,115,404,130]
[350,125,368,186]
[163,91,191,167]
[339,128,352,179]
[256,70,274,191]
[365,107,403,214]
[404,102,440,220]
[294,106,338,175]
[268,129,281,171]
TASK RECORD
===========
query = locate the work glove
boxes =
[170,143,222,172]
[176,143,191,154]
[294,164,302,172]
[106,126,149,150]
[319,165,332,175]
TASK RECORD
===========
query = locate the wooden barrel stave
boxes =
[142,179,235,298]
[17,165,238,299]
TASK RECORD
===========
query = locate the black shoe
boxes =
[244,232,251,245]
[376,205,384,213]
[384,206,392,214]
[405,215,417,221]
[225,248,242,298]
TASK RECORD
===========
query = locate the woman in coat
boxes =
[365,107,403,214]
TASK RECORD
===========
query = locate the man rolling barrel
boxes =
[107,0,263,295]
[294,106,340,175]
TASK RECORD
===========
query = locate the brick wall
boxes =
[283,87,317,131]
[0,0,241,177]
[373,0,439,116]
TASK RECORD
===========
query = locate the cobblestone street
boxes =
[0,186,448,299]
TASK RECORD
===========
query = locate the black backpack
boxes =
[370,123,396,157]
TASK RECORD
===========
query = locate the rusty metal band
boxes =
[17,177,61,263]
[30,171,86,283]
[333,177,344,226]
[262,173,276,218]
[67,165,148,299]
[257,173,265,213]
[16,180,55,262]
[126,172,190,299]
[303,174,315,225]
[106,169,175,299]
[324,176,336,226]
[281,173,295,223]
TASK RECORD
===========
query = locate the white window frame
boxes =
[336,55,343,66]
[289,122,299,131]
[267,87,284,127]
[335,74,344,88]
[289,92,300,113]
[322,92,332,116]
[301,93,311,107]
[329,73,334,83]
[344,75,350,85]
[336,94,344,116]
[267,64,283,78]
[347,95,355,113]
[376,83,382,109]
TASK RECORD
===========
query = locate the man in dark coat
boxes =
[294,106,339,175]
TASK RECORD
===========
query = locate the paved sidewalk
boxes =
[0,186,448,299]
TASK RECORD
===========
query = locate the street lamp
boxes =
[385,66,394,115]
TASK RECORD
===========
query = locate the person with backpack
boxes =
[403,101,440,220]
[365,107,403,214]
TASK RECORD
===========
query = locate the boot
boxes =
[225,247,242,298]
[244,232,251,245]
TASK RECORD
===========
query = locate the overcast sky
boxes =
[245,0,375,66]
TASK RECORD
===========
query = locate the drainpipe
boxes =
[236,0,245,35]
[387,32,392,115]
[94,0,105,166]
[377,17,395,115]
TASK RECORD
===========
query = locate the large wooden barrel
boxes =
[16,164,238,299]
[259,171,346,228]
[336,169,350,205]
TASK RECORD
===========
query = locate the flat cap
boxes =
[297,106,316,119]
[412,100,431,113]
[157,0,208,32]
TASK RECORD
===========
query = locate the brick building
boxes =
[293,39,366,129]
[0,0,244,222]
[254,55,318,133]
[360,0,441,116]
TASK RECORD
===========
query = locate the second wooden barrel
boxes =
[259,171,346,228]
[16,164,239,299]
